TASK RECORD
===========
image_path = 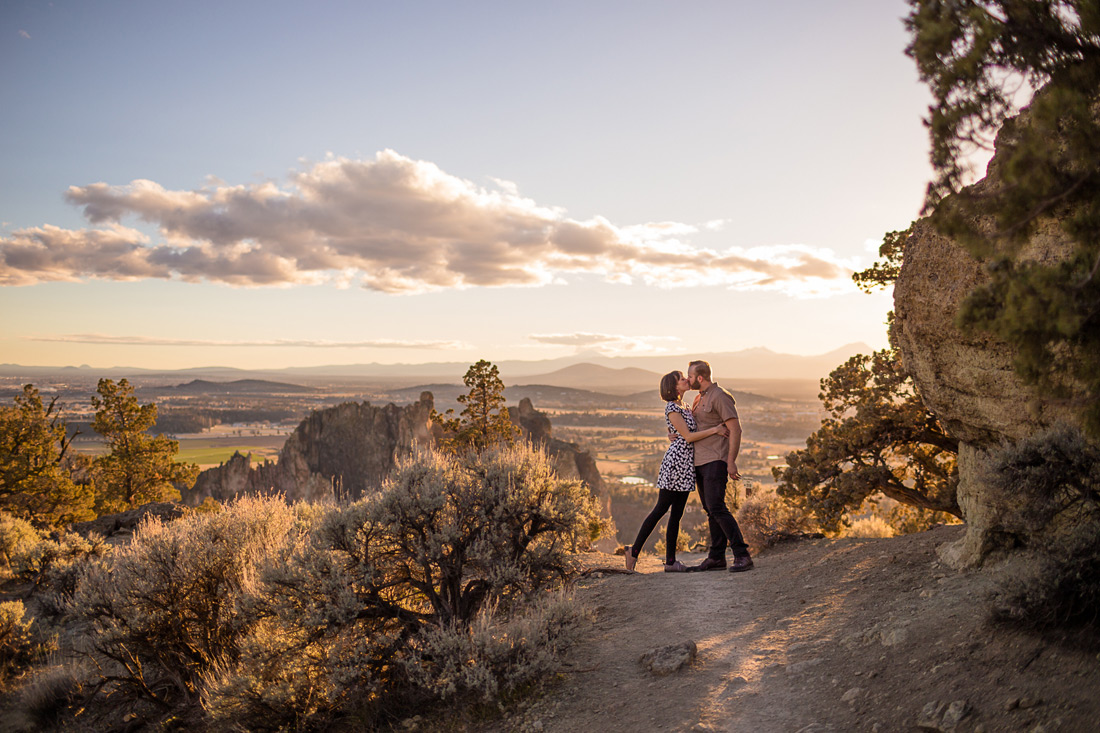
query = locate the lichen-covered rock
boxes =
[894,218,1079,446]
[894,108,1089,567]
[181,392,436,505]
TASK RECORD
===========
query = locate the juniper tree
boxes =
[774,229,961,533]
[432,360,519,453]
[0,385,95,526]
[92,378,198,511]
[906,0,1100,436]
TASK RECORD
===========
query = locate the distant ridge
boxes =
[159,379,317,395]
[0,342,873,384]
[518,363,663,394]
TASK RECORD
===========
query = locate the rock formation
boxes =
[181,392,436,506]
[893,109,1090,567]
[513,397,603,493]
[71,502,186,542]
[513,397,618,551]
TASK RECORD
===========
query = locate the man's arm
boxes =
[726,416,742,479]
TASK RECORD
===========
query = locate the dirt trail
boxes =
[496,526,1100,733]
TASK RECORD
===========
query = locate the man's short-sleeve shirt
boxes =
[691,382,739,467]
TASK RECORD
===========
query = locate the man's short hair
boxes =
[688,360,711,381]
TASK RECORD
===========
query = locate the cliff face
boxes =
[513,397,617,551]
[513,397,603,493]
[181,392,436,506]
[893,113,1088,567]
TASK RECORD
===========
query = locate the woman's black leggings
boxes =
[630,489,690,565]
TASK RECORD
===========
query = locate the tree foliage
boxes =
[0,385,95,527]
[432,360,519,453]
[853,227,909,293]
[774,348,961,534]
[775,229,963,534]
[906,0,1100,435]
[92,378,198,512]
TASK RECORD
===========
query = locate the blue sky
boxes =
[1,1,931,369]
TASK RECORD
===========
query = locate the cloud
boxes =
[1,150,860,297]
[29,334,466,349]
[19,30,31,39]
[529,332,679,354]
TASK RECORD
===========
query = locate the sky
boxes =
[0,0,933,370]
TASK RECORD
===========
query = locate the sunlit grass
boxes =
[175,445,279,466]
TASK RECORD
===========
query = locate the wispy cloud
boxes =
[529,332,679,354]
[0,150,860,297]
[29,334,466,349]
[19,30,31,39]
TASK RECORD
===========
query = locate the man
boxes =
[687,359,753,572]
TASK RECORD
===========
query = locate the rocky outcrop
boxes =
[181,392,436,506]
[513,397,617,551]
[893,222,1079,447]
[514,397,603,493]
[70,502,186,542]
[893,108,1090,567]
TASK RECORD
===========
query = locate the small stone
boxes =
[917,701,945,731]
[942,700,971,727]
[881,627,909,646]
[1018,696,1042,710]
[787,657,825,674]
[842,687,862,704]
[531,722,543,732]
[640,640,697,676]
[1006,698,1021,711]
[728,675,749,687]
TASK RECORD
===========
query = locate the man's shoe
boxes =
[693,557,727,572]
[728,555,754,572]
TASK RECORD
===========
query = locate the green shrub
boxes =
[205,445,598,730]
[401,591,589,703]
[654,527,692,558]
[0,512,42,579]
[69,495,299,720]
[20,530,110,619]
[0,601,54,685]
[736,485,819,553]
[16,663,87,729]
[843,515,894,538]
[986,426,1100,634]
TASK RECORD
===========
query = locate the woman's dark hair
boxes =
[660,371,682,402]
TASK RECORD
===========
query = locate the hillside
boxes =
[158,379,317,395]
[483,526,1099,733]
[518,363,663,394]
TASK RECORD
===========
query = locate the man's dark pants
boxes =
[695,460,750,561]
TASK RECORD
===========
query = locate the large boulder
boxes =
[181,392,436,505]
[893,110,1089,567]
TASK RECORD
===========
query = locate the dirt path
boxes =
[495,526,1099,733]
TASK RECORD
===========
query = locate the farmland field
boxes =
[175,435,286,468]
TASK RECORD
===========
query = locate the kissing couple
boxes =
[624,359,753,573]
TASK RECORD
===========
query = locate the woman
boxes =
[625,370,728,572]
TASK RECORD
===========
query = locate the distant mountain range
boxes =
[0,342,871,385]
[155,379,319,396]
[393,381,776,409]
